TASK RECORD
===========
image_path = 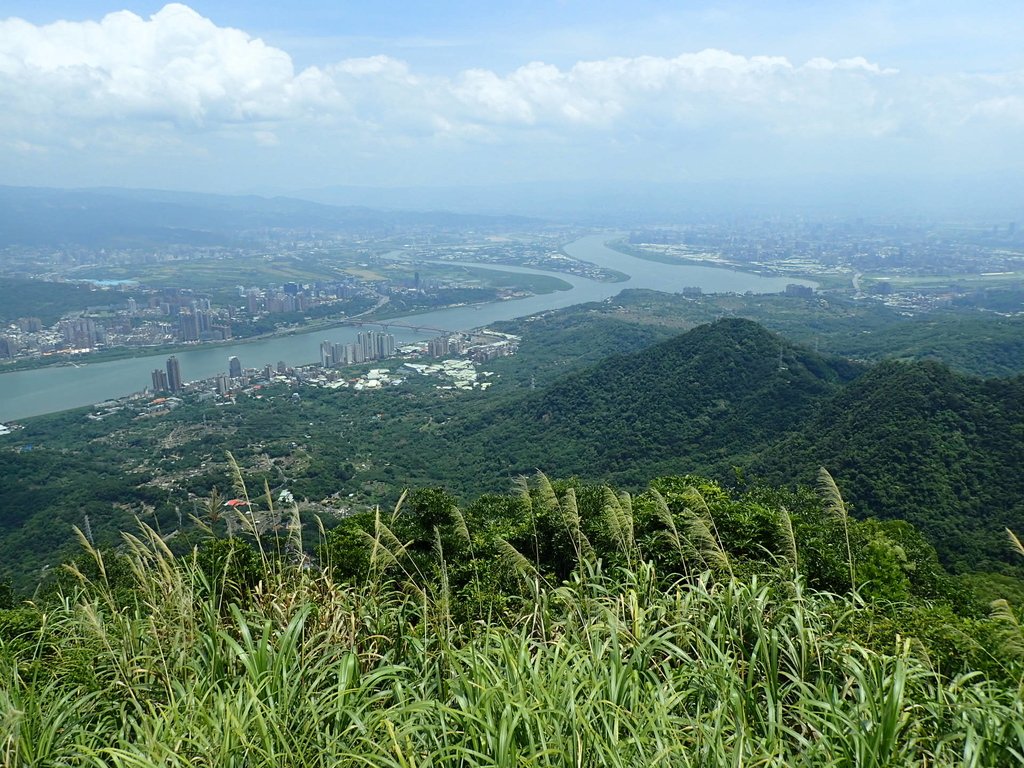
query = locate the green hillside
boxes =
[401,319,1023,574]
[514,288,1024,378]
[447,318,858,485]
[0,279,114,325]
[756,360,1024,572]
[3,316,1023,591]
[2,473,1023,765]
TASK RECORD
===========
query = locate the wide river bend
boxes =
[0,235,810,421]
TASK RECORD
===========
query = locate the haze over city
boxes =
[1,1,1022,215]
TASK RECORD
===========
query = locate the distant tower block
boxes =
[152,368,169,392]
[229,356,242,378]
[166,355,182,393]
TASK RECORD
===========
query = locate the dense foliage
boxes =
[444,318,858,486]
[0,279,115,326]
[543,288,1024,379]
[2,473,1023,766]
[4,313,1024,591]
[757,360,1024,572]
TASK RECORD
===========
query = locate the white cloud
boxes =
[0,3,1021,186]
[253,130,279,146]
[0,4,309,126]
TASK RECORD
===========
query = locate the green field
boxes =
[70,254,351,291]
[866,270,1024,291]
[70,253,573,296]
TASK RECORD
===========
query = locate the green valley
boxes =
[3,295,1024,594]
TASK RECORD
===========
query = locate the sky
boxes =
[0,1,1022,200]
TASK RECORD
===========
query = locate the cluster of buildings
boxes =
[0,275,378,366]
[137,327,520,409]
[123,290,233,344]
[465,334,519,362]
[426,335,459,357]
[151,353,287,398]
[418,238,623,282]
[422,332,517,361]
[1,316,61,360]
[320,331,396,367]
[244,283,310,315]
[402,359,495,390]
[151,355,184,393]
[0,291,235,363]
[175,304,233,342]
[60,317,107,348]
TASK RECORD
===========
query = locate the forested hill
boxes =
[755,360,1024,571]
[3,317,1023,588]
[420,318,1022,572]
[442,318,861,487]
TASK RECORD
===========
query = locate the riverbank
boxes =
[0,314,367,375]
[604,238,837,288]
[0,234,814,421]
[1,268,575,376]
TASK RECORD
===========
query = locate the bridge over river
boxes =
[333,318,455,336]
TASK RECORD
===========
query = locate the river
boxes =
[0,235,811,421]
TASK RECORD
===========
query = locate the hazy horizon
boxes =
[1,2,1022,215]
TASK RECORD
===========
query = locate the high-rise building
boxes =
[215,373,229,395]
[196,310,212,334]
[166,356,182,393]
[151,368,169,392]
[178,310,199,342]
[229,356,242,378]
[356,330,396,361]
[62,317,104,348]
[428,336,450,358]
[357,331,372,360]
[343,342,364,364]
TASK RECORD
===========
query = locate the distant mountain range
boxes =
[3,175,1021,249]
[292,173,1024,222]
[0,186,534,247]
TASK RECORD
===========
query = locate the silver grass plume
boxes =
[778,505,799,575]
[601,487,636,567]
[451,506,472,547]
[684,510,732,576]
[682,486,733,578]
[648,488,692,576]
[990,599,1024,662]
[496,537,540,584]
[1007,528,1024,558]
[817,467,855,591]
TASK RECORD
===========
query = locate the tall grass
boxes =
[2,518,1023,767]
